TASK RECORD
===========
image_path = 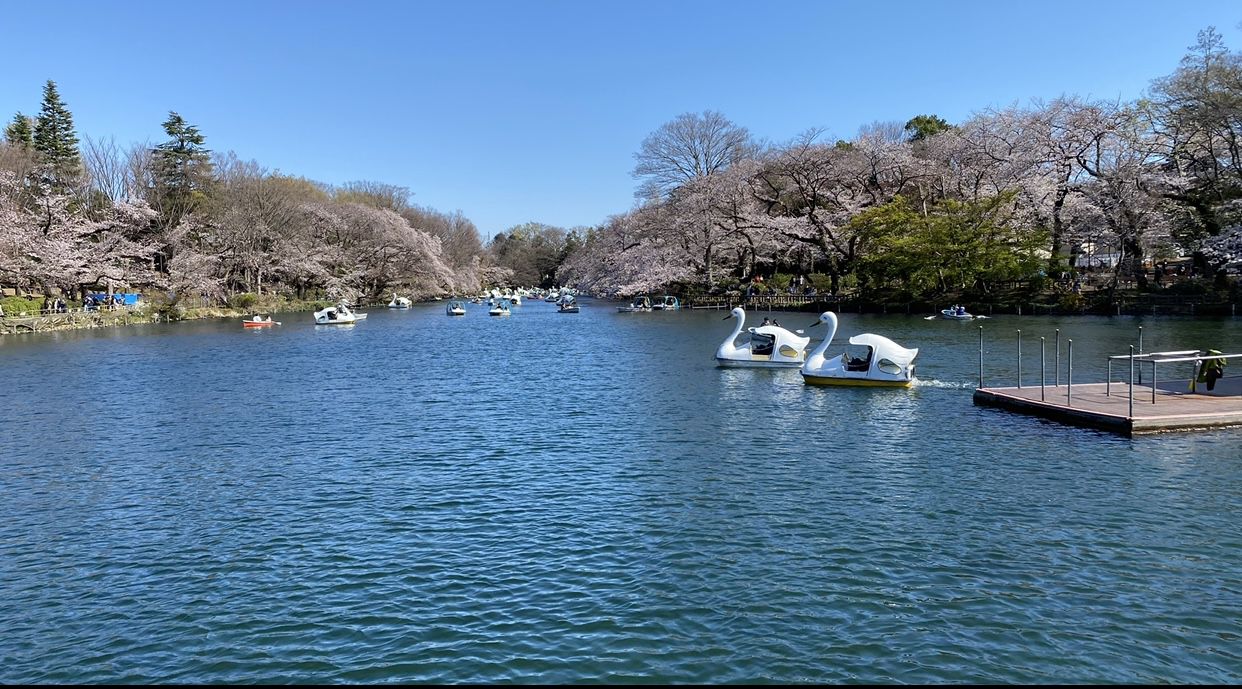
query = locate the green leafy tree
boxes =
[903,114,952,142]
[32,80,81,185]
[151,111,213,230]
[4,112,34,150]
[488,222,568,286]
[853,192,1046,298]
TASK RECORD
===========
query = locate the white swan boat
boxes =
[314,303,359,325]
[446,301,466,316]
[388,294,411,309]
[617,296,653,312]
[940,305,973,320]
[716,307,810,367]
[489,302,511,317]
[800,311,918,387]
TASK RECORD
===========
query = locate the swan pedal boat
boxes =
[388,294,412,309]
[446,301,466,316]
[800,311,918,387]
[489,304,511,316]
[314,304,360,325]
[716,307,810,367]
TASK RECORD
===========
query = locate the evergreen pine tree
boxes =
[4,112,34,150]
[32,80,82,184]
[152,111,213,229]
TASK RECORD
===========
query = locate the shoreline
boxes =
[0,299,333,337]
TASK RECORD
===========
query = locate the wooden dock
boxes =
[973,376,1242,436]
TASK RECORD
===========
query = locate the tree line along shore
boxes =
[3,25,1241,334]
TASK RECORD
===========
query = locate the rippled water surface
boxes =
[2,302,1240,683]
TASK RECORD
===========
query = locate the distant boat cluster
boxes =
[239,287,584,328]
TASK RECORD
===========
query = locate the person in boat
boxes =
[761,317,771,326]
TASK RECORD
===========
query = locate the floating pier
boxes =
[972,327,1242,436]
[974,380,1242,435]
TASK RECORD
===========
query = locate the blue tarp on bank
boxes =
[87,292,140,305]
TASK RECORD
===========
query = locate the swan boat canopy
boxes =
[800,311,918,387]
[617,296,653,312]
[314,303,359,325]
[715,307,811,368]
[388,294,412,308]
[446,301,466,316]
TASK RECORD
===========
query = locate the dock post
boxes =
[1152,361,1158,404]
[1129,345,1135,418]
[1040,337,1046,401]
[977,326,984,389]
[1017,329,1022,388]
[1137,326,1144,384]
[1055,329,1061,387]
[1067,339,1073,407]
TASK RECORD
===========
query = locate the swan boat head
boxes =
[715,307,811,368]
[800,311,919,386]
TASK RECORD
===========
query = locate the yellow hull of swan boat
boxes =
[801,375,914,388]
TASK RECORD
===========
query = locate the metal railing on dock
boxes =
[1107,351,1242,405]
[979,324,1241,414]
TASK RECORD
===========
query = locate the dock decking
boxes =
[974,377,1242,435]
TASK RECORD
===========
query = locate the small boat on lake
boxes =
[388,294,412,309]
[489,302,511,317]
[314,303,359,325]
[558,301,580,313]
[243,315,280,328]
[800,311,918,387]
[617,296,653,312]
[716,307,810,367]
[446,301,466,316]
[653,295,681,310]
[940,305,974,320]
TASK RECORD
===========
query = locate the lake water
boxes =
[1,300,1240,683]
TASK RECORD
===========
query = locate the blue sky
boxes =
[3,1,1240,239]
